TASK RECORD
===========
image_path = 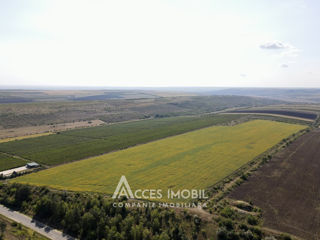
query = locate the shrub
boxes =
[241,174,248,180]
[219,219,233,231]
[279,234,292,240]
[217,227,228,240]
[220,207,234,218]
[247,215,259,225]
[239,223,248,231]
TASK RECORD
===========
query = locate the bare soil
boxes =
[227,109,317,120]
[224,112,314,122]
[229,129,320,240]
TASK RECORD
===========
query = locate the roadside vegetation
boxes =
[0,183,298,240]
[0,213,48,240]
[0,183,204,240]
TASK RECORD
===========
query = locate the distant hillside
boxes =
[0,95,283,128]
[206,88,320,103]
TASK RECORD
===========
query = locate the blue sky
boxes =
[0,0,319,87]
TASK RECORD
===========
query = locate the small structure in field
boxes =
[0,166,28,178]
[26,162,40,168]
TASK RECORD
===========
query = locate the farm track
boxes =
[0,151,30,163]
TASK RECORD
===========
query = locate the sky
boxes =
[0,0,319,88]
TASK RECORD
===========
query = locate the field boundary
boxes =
[205,126,309,204]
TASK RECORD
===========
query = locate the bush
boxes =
[241,174,248,180]
[217,228,228,240]
[250,227,262,239]
[227,231,240,240]
[235,201,253,212]
[239,223,248,231]
[219,219,234,231]
[247,215,259,225]
[220,207,234,218]
[279,234,292,240]
[241,230,253,240]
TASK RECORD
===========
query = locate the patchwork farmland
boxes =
[0,90,318,240]
[0,114,243,166]
[13,120,306,200]
[2,1,320,237]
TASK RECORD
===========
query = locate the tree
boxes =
[35,196,54,219]
[0,221,6,240]
[159,232,170,240]
[14,185,31,206]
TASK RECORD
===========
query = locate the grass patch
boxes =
[0,153,26,171]
[0,214,48,240]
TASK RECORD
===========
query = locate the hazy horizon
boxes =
[1,86,320,91]
[1,0,319,88]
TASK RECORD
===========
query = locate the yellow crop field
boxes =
[0,132,52,143]
[13,120,305,199]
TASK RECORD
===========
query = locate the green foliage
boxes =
[218,218,234,231]
[217,227,228,240]
[247,216,259,226]
[0,183,199,240]
[240,174,248,181]
[217,227,240,240]
[0,221,6,240]
[279,233,292,240]
[220,207,234,218]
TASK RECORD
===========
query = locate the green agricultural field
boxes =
[0,153,26,171]
[13,120,306,200]
[0,114,243,165]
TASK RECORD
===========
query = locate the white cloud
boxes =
[260,41,291,50]
[260,41,301,59]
